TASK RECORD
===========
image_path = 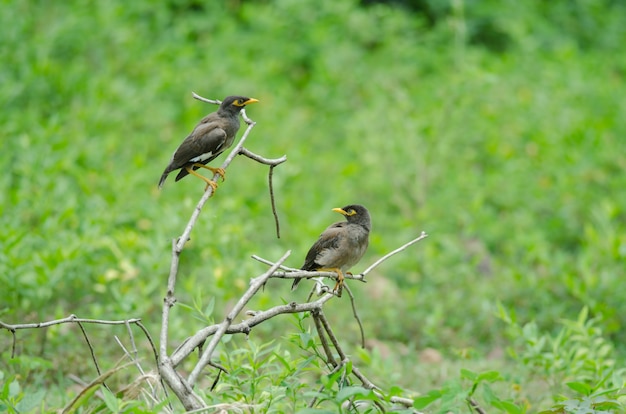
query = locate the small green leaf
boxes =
[491,399,523,414]
[344,360,352,376]
[565,381,592,396]
[15,389,46,412]
[101,387,119,412]
[460,368,477,381]
[204,297,215,317]
[336,386,373,402]
[299,332,312,348]
[8,379,20,398]
[413,390,442,409]
[477,370,503,383]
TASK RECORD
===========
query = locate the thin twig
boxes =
[114,336,156,396]
[317,311,347,362]
[343,284,365,348]
[187,250,292,386]
[250,255,297,271]
[135,320,172,409]
[238,147,286,166]
[270,165,280,238]
[311,310,338,367]
[0,315,142,330]
[76,321,111,393]
[468,398,487,414]
[237,148,286,239]
[10,330,16,358]
[360,231,429,278]
[125,320,139,360]
[191,92,220,106]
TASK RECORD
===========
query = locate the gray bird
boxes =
[292,204,371,296]
[158,95,259,191]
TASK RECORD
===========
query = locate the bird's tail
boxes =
[158,172,169,189]
[291,278,301,291]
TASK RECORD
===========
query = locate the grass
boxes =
[1,0,626,412]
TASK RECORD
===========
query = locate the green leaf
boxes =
[299,332,313,348]
[204,297,215,317]
[482,383,497,405]
[344,360,352,376]
[565,381,592,396]
[101,387,119,412]
[460,368,478,381]
[477,370,502,383]
[335,386,374,402]
[491,399,524,414]
[413,390,442,409]
[15,389,45,412]
[8,380,19,398]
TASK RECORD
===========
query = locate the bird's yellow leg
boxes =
[318,267,344,297]
[185,166,218,195]
[193,163,226,182]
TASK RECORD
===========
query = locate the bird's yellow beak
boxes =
[243,98,259,105]
[332,207,356,216]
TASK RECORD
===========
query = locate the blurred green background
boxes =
[1,0,626,410]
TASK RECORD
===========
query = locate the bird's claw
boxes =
[209,167,226,182]
[204,180,219,194]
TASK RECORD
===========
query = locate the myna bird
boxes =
[292,204,371,296]
[158,95,259,191]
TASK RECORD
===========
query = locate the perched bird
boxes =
[158,95,259,191]
[293,204,371,296]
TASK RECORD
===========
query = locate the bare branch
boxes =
[250,254,297,270]
[343,284,365,348]
[237,148,286,239]
[191,92,220,106]
[360,231,429,278]
[134,320,172,408]
[0,315,142,330]
[187,250,292,386]
[238,147,287,166]
[76,321,107,390]
[171,292,334,366]
[269,165,280,238]
[469,397,487,414]
[312,310,338,367]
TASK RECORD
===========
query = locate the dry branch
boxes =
[187,250,292,386]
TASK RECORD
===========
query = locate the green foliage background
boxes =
[1,0,625,411]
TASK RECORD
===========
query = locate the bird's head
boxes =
[220,96,259,114]
[332,204,371,231]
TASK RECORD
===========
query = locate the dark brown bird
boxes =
[292,204,371,296]
[158,95,259,190]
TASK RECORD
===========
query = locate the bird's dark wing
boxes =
[301,222,347,270]
[171,123,228,181]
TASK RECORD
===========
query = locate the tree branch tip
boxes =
[191,91,220,105]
